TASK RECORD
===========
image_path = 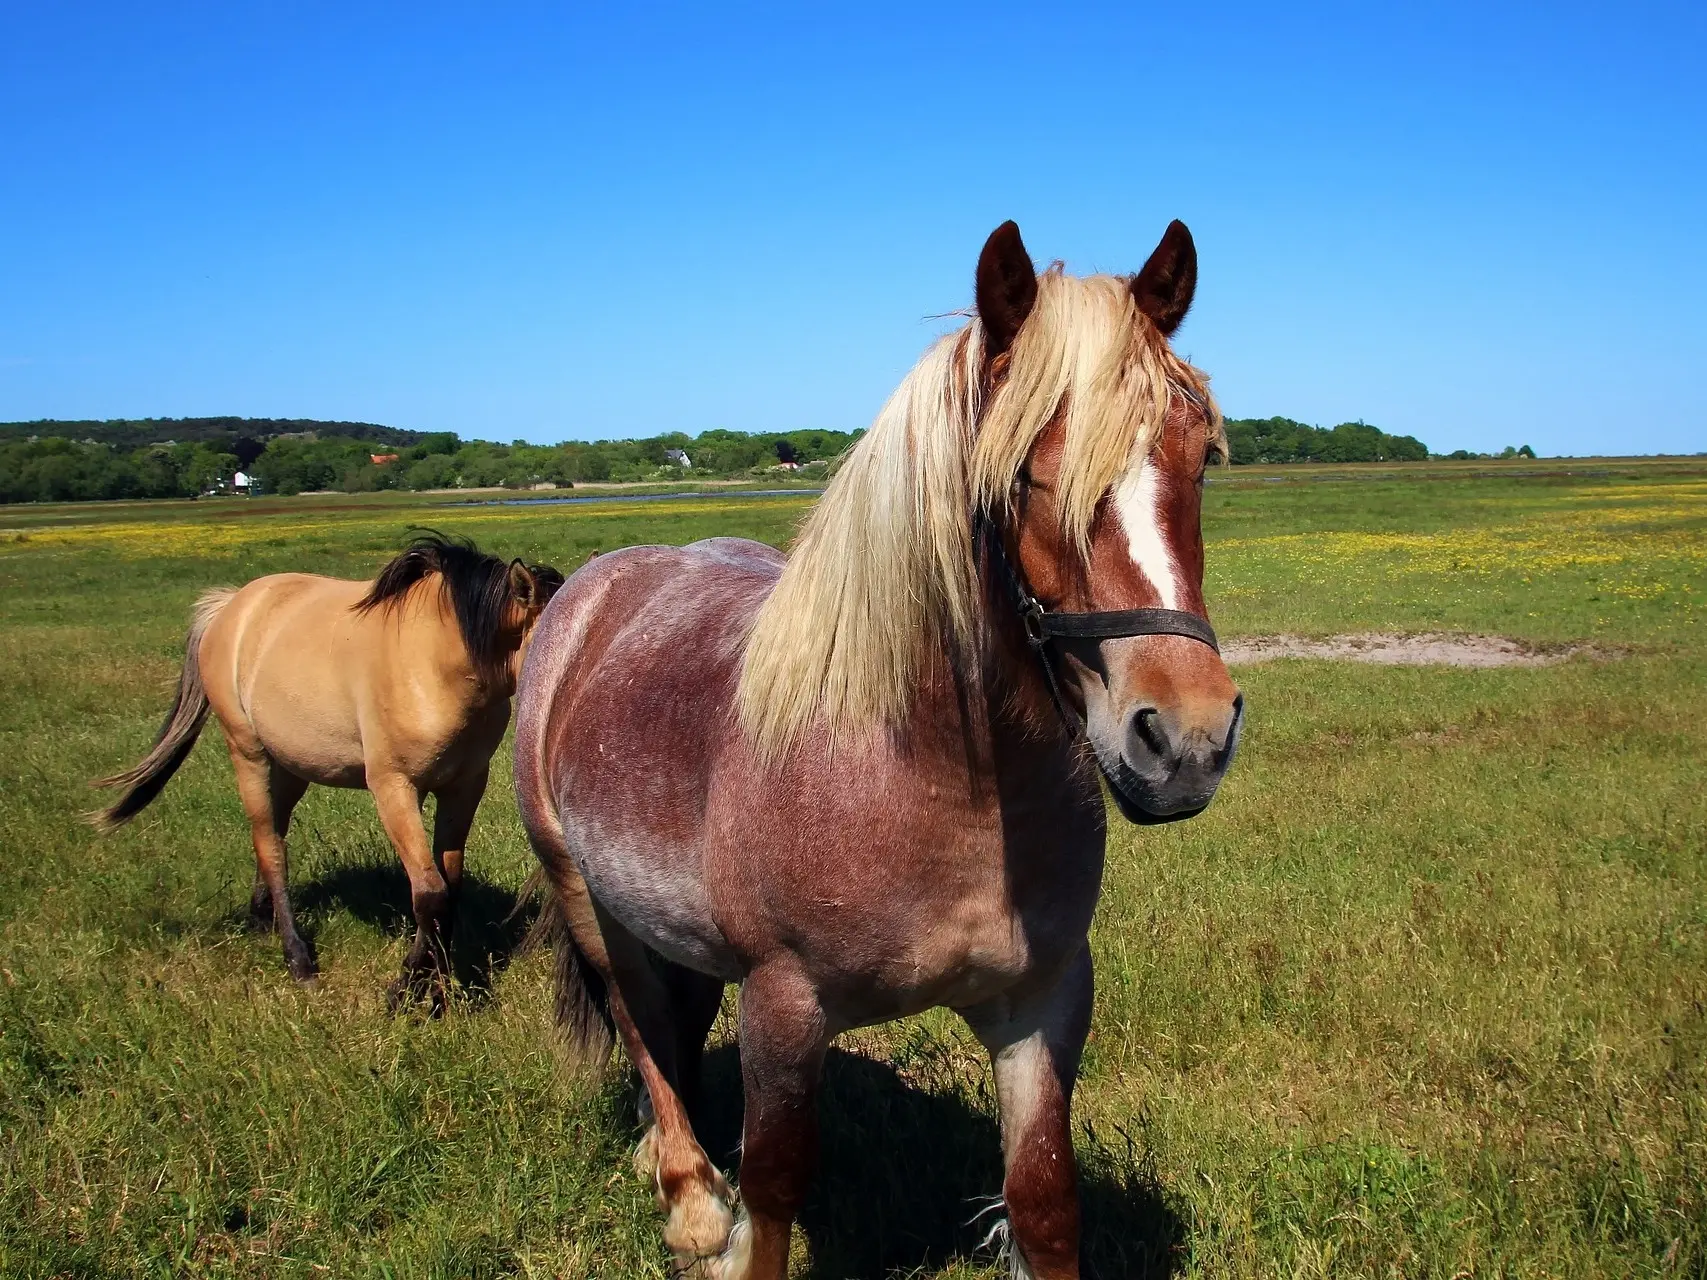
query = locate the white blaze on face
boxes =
[1113,457,1180,609]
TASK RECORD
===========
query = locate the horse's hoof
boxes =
[386,971,447,1016]
[286,954,318,984]
[664,1185,736,1275]
[675,1213,751,1279]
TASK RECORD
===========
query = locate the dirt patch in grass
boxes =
[1223,632,1607,668]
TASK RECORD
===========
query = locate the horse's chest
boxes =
[777,829,1104,1023]
[874,890,1042,1011]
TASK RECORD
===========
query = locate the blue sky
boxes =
[2,2,1703,456]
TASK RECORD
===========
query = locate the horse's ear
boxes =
[976,220,1038,359]
[507,560,538,610]
[1131,220,1197,336]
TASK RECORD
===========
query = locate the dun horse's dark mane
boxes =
[355,531,561,680]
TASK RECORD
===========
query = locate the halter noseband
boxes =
[980,514,1219,737]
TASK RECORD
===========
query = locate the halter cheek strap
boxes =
[981,516,1220,737]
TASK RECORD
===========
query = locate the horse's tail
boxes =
[516,868,614,1072]
[88,586,236,831]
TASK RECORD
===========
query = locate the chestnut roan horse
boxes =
[515,221,1242,1278]
[93,533,563,1008]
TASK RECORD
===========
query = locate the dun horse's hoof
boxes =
[385,978,415,1015]
[386,969,448,1017]
[286,955,318,984]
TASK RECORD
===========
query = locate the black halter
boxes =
[980,515,1219,736]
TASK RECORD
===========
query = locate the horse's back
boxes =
[202,569,484,787]
[522,538,781,694]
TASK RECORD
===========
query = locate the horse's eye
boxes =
[1198,444,1221,484]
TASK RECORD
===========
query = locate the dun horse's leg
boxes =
[248,867,274,931]
[963,948,1094,1280]
[228,750,313,981]
[591,901,735,1274]
[430,768,488,946]
[721,961,831,1280]
[369,774,449,1012]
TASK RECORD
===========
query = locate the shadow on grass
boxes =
[284,862,535,1000]
[687,1042,1185,1280]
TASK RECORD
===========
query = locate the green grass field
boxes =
[2,458,1704,1278]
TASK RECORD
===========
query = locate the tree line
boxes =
[0,424,862,503]
[2,414,1463,505]
[1221,418,1430,464]
[247,427,859,496]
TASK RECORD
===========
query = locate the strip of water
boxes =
[467,488,824,508]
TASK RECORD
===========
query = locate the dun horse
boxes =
[515,221,1241,1278]
[93,533,563,1006]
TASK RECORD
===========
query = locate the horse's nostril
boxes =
[1218,693,1246,765]
[1132,707,1168,757]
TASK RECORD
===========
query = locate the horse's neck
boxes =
[976,567,1068,746]
[902,584,1078,794]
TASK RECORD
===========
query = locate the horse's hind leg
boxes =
[590,902,735,1273]
[962,946,1094,1280]
[227,748,314,981]
[248,867,274,931]
[369,773,450,1012]
[665,961,726,1121]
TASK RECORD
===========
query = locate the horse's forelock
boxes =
[972,270,1217,556]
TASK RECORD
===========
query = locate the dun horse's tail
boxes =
[88,586,236,832]
[517,869,615,1072]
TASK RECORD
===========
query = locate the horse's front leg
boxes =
[720,960,830,1280]
[430,767,489,938]
[369,773,450,1012]
[963,946,1093,1280]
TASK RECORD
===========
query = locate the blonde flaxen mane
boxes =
[736,266,1220,759]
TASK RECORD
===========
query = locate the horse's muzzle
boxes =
[1096,693,1243,824]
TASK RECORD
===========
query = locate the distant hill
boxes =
[0,417,424,451]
